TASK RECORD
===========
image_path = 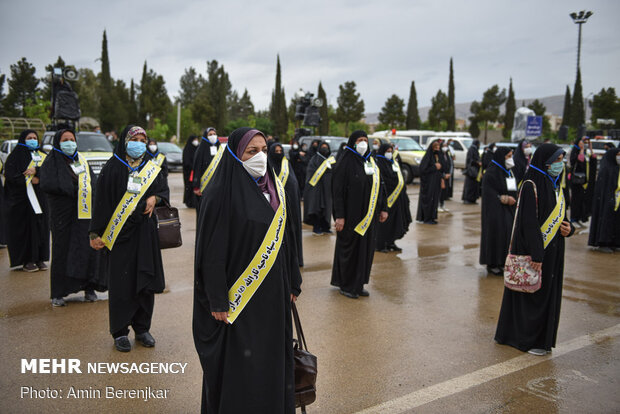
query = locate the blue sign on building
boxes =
[526,116,543,136]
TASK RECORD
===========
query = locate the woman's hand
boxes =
[90,237,105,251]
[23,167,36,176]
[143,195,157,217]
[560,221,571,237]
[290,294,297,303]
[193,188,202,196]
[531,262,542,272]
[335,218,345,232]
[31,177,40,185]
[211,311,229,324]
[379,211,388,223]
[435,162,442,170]
[506,196,516,206]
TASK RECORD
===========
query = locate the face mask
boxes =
[126,141,146,159]
[547,161,564,177]
[192,140,199,147]
[148,145,158,153]
[355,141,368,156]
[319,147,330,157]
[442,146,448,153]
[242,150,267,179]
[505,157,515,169]
[385,152,393,160]
[373,144,379,151]
[292,144,299,150]
[492,147,497,153]
[60,141,77,156]
[301,146,307,151]
[523,147,532,156]
[207,134,218,144]
[25,139,39,150]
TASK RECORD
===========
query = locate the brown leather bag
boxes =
[154,202,182,249]
[292,302,317,413]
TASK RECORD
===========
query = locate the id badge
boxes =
[127,176,142,194]
[31,153,42,163]
[364,161,374,175]
[210,146,217,156]
[326,162,332,169]
[392,163,400,172]
[506,177,517,191]
[71,162,85,175]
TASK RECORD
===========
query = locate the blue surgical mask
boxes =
[60,141,77,156]
[547,161,564,177]
[25,139,39,150]
[126,141,146,159]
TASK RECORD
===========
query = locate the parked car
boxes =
[590,139,619,159]
[42,131,113,176]
[369,134,425,184]
[442,137,473,169]
[0,139,18,167]
[374,130,472,149]
[157,142,183,172]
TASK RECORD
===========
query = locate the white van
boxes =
[373,130,437,148]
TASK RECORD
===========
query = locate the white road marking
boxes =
[355,324,620,414]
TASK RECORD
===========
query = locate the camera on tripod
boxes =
[49,65,81,130]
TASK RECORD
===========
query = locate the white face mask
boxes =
[192,140,199,147]
[148,145,158,153]
[385,152,393,160]
[242,150,267,179]
[373,144,379,151]
[441,146,448,153]
[292,144,299,150]
[505,157,515,169]
[523,146,532,156]
[355,141,368,156]
[207,134,218,144]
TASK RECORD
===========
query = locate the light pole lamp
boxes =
[570,10,593,77]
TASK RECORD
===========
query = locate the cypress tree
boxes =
[270,55,288,139]
[317,82,329,135]
[98,30,116,131]
[447,58,455,131]
[503,78,516,138]
[561,85,571,126]
[128,79,138,124]
[406,81,420,129]
[571,69,585,129]
[138,61,149,127]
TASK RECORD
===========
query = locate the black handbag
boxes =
[571,171,586,185]
[154,201,182,249]
[292,302,317,414]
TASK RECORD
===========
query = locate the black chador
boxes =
[193,127,301,413]
[331,131,387,297]
[303,142,334,234]
[569,138,598,223]
[588,148,620,250]
[269,143,304,267]
[462,140,481,203]
[512,140,531,185]
[288,140,308,197]
[495,144,575,353]
[440,146,455,203]
[479,147,517,273]
[182,135,199,208]
[376,144,411,251]
[89,126,169,340]
[416,140,444,224]
[192,127,220,216]
[4,129,50,269]
[144,138,169,178]
[40,129,107,302]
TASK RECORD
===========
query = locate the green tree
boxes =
[98,30,118,131]
[228,88,254,121]
[270,55,288,139]
[503,78,516,138]
[202,60,232,132]
[378,94,405,129]
[146,118,170,140]
[127,79,138,125]
[24,98,51,125]
[73,68,99,118]
[406,81,420,129]
[447,58,456,131]
[469,85,506,143]
[527,99,551,136]
[561,85,571,126]
[335,81,365,136]
[166,105,199,143]
[468,117,480,139]
[4,57,39,117]
[590,88,620,127]
[317,82,329,135]
[0,73,6,114]
[138,61,172,129]
[428,89,449,130]
[191,86,215,129]
[570,69,585,128]
[179,67,205,106]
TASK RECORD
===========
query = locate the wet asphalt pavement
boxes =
[1,173,618,413]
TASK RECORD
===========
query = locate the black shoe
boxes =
[339,289,359,299]
[388,244,402,252]
[114,336,131,352]
[424,220,438,225]
[84,290,97,302]
[37,262,48,271]
[135,332,156,347]
[23,263,38,272]
[487,266,503,276]
[51,298,66,307]
[359,289,370,297]
[376,247,390,253]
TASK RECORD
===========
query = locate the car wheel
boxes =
[402,164,413,184]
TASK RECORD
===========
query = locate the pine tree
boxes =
[270,55,288,139]
[317,82,329,135]
[204,60,231,132]
[138,61,172,129]
[469,85,506,143]
[447,58,456,131]
[406,81,420,129]
[571,69,585,129]
[73,68,98,118]
[335,81,365,137]
[4,57,39,117]
[128,79,138,124]
[138,61,149,127]
[561,85,571,126]
[428,89,449,130]
[378,94,406,129]
[98,30,117,131]
[503,78,516,138]
[179,67,205,107]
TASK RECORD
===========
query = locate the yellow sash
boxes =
[278,157,290,186]
[309,156,336,187]
[76,153,93,220]
[227,174,287,324]
[152,153,166,167]
[393,149,400,160]
[614,169,620,211]
[540,189,566,249]
[200,144,225,192]
[387,159,404,208]
[476,164,483,182]
[102,160,162,250]
[583,158,590,190]
[25,150,46,186]
[354,157,380,236]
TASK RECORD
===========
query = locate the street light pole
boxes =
[570,10,593,78]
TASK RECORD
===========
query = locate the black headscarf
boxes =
[267,143,285,172]
[491,147,513,170]
[19,129,39,145]
[471,139,480,149]
[521,143,565,220]
[307,139,322,159]
[116,124,135,159]
[377,142,392,158]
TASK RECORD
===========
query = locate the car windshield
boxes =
[460,138,473,149]
[391,138,423,151]
[77,133,113,152]
[157,142,182,153]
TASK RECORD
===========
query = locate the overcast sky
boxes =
[1,0,618,113]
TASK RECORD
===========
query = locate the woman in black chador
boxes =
[439,141,454,211]
[288,139,308,197]
[481,143,495,171]
[182,134,199,208]
[569,136,598,226]
[495,143,575,356]
[513,139,533,185]
[331,130,388,299]
[416,139,444,224]
[462,139,482,203]
[89,126,169,352]
[304,141,334,235]
[4,129,50,272]
[192,127,220,216]
[376,143,411,252]
[588,148,620,252]
[40,129,107,306]
[269,142,304,266]
[479,147,517,275]
[193,127,302,413]
[144,137,169,178]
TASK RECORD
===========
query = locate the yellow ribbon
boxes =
[200,144,225,192]
[227,174,287,324]
[614,169,620,212]
[278,157,290,186]
[25,150,46,186]
[102,160,162,250]
[476,164,483,182]
[540,189,566,249]
[76,153,92,220]
[387,159,404,208]
[309,156,336,187]
[583,158,590,190]
[152,153,166,167]
[354,157,380,236]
